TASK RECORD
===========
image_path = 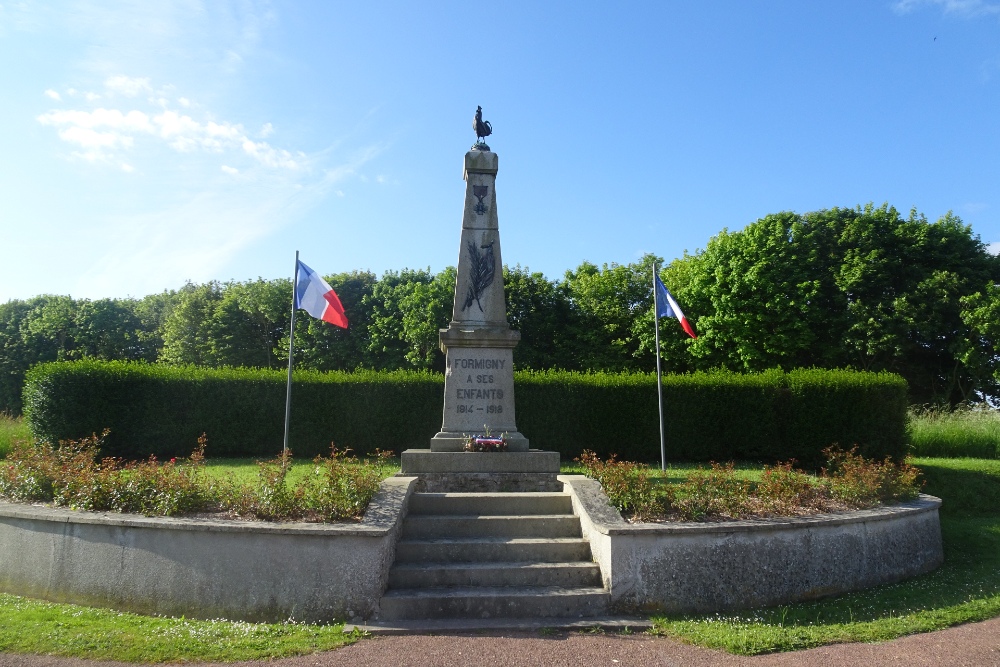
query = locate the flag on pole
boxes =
[295,260,348,328]
[654,274,697,339]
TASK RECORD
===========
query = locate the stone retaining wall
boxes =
[559,475,944,614]
[0,477,416,623]
[0,474,944,622]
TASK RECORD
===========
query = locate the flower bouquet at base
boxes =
[463,426,508,453]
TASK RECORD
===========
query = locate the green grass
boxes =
[0,413,30,459]
[0,594,360,662]
[909,407,1000,459]
[560,459,770,482]
[650,457,1000,654]
[201,455,401,486]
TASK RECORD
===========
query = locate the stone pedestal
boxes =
[399,449,560,491]
[429,148,529,452]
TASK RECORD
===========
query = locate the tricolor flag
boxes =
[654,274,696,339]
[295,260,348,328]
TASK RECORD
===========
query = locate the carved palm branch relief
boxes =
[461,239,496,312]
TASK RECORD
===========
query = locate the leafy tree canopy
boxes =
[2,203,998,413]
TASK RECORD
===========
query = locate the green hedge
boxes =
[516,368,909,465]
[23,361,442,460]
[23,361,909,465]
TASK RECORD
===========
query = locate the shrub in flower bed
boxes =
[217,447,393,522]
[0,432,391,522]
[576,447,923,522]
[575,450,662,520]
[0,431,209,516]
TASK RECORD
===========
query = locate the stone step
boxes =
[345,616,654,635]
[394,537,592,564]
[378,585,610,621]
[408,492,573,516]
[388,561,603,589]
[401,515,581,539]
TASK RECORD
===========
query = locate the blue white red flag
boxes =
[295,260,348,328]
[654,274,696,339]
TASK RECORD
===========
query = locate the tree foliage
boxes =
[2,203,998,414]
[673,205,1000,404]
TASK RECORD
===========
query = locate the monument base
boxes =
[429,431,529,452]
[399,448,561,493]
[401,449,558,473]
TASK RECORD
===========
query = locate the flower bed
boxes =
[575,447,923,522]
[0,432,392,522]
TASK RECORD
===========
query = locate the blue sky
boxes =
[2,0,999,302]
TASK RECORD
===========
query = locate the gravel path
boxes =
[1,617,998,667]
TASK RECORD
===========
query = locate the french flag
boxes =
[654,274,697,339]
[295,259,348,328]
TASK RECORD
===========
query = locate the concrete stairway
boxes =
[378,491,609,621]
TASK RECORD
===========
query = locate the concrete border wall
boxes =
[0,477,417,623]
[559,475,944,614]
[0,474,944,621]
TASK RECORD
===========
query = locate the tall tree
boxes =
[562,255,662,371]
[284,271,378,372]
[503,265,581,370]
[363,268,454,371]
[158,282,225,366]
[676,204,1000,404]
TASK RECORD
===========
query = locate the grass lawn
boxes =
[0,594,361,662]
[909,407,1000,459]
[0,413,29,459]
[201,454,401,486]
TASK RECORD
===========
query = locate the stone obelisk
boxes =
[428,116,529,452]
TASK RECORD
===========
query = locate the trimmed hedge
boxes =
[23,361,909,465]
[516,368,909,465]
[23,361,442,460]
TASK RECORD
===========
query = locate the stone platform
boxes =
[399,449,560,492]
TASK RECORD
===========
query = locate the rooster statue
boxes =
[473,105,492,149]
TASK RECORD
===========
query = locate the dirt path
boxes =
[1,617,999,667]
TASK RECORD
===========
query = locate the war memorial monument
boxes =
[399,107,560,489]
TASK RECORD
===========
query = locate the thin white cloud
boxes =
[43,94,385,299]
[44,89,61,101]
[241,138,300,169]
[104,75,152,97]
[58,125,134,150]
[988,241,1000,255]
[38,108,154,133]
[894,0,1000,16]
[71,157,365,299]
[37,79,303,171]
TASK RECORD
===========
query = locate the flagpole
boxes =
[653,263,667,471]
[282,250,300,457]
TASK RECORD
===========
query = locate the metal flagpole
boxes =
[653,263,667,471]
[282,250,300,457]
